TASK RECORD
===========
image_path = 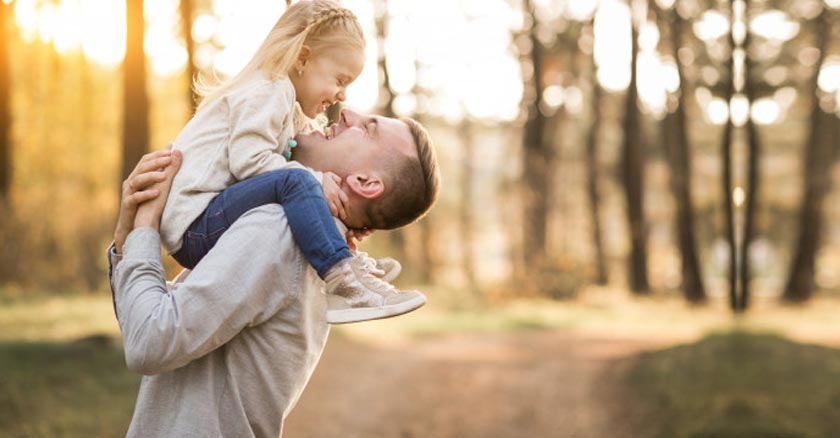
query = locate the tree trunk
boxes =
[460,120,477,290]
[585,77,608,285]
[521,0,551,283]
[180,0,198,113]
[0,0,11,201]
[722,1,738,312]
[372,0,409,271]
[738,0,760,311]
[621,7,649,293]
[783,10,831,303]
[668,7,705,303]
[122,0,149,184]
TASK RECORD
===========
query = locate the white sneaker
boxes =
[323,255,425,324]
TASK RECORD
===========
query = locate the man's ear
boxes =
[346,173,384,199]
[296,45,312,69]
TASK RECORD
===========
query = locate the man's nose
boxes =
[341,108,360,125]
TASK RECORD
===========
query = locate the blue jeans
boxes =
[172,168,352,278]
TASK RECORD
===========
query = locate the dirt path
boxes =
[285,329,673,438]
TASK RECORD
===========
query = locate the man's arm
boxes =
[115,206,302,375]
[111,145,302,375]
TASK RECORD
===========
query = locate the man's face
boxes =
[293,108,415,177]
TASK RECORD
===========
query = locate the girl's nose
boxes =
[336,90,346,102]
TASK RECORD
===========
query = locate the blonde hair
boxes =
[195,0,365,130]
[366,117,441,230]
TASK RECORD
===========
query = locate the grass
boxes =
[0,341,139,437]
[6,291,840,436]
[625,332,840,438]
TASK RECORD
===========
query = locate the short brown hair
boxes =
[366,117,440,230]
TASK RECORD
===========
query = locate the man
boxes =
[108,109,440,437]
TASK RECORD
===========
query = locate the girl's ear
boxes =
[346,173,384,200]
[297,45,312,68]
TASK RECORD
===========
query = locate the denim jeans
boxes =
[173,168,352,278]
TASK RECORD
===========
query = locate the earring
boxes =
[297,68,303,76]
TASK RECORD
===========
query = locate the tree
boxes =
[122,0,149,185]
[721,0,738,311]
[585,21,608,286]
[783,9,832,303]
[520,0,552,283]
[664,2,705,303]
[180,0,198,113]
[738,0,762,311]
[621,0,649,293]
[0,0,11,201]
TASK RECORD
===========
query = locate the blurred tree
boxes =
[739,0,762,311]
[622,0,649,293]
[372,0,409,273]
[721,0,738,312]
[585,35,608,286]
[122,0,149,184]
[180,0,198,113]
[520,0,552,285]
[459,119,477,290]
[783,8,832,303]
[0,0,11,202]
[662,1,705,303]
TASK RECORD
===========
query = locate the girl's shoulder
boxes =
[227,73,294,103]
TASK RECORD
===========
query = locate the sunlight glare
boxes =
[146,0,186,76]
[707,97,729,125]
[636,51,667,116]
[750,10,799,42]
[543,85,564,109]
[594,0,631,92]
[733,186,745,207]
[566,0,599,21]
[750,98,780,125]
[192,14,219,44]
[818,58,840,92]
[730,94,749,127]
[13,0,39,43]
[693,10,729,41]
[212,0,285,77]
[80,0,126,67]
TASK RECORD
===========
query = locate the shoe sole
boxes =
[326,295,426,325]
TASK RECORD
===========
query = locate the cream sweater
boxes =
[160,73,314,254]
[109,206,330,437]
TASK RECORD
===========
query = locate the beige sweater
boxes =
[160,73,311,254]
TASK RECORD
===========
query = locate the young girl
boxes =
[159,0,424,325]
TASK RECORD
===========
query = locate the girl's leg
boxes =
[187,168,351,276]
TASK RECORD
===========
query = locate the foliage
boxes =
[625,332,840,438]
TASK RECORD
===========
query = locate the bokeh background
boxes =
[4,0,840,436]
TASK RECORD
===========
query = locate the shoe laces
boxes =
[353,257,396,294]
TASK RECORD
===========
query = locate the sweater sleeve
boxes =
[224,79,301,180]
[113,207,301,375]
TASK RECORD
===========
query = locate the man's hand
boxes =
[114,146,182,253]
[322,171,348,221]
[134,148,183,231]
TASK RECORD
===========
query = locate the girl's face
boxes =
[292,46,365,118]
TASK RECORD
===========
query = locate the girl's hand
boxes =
[322,171,348,220]
[345,228,374,252]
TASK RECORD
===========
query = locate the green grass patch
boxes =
[625,331,840,438]
[0,340,140,437]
